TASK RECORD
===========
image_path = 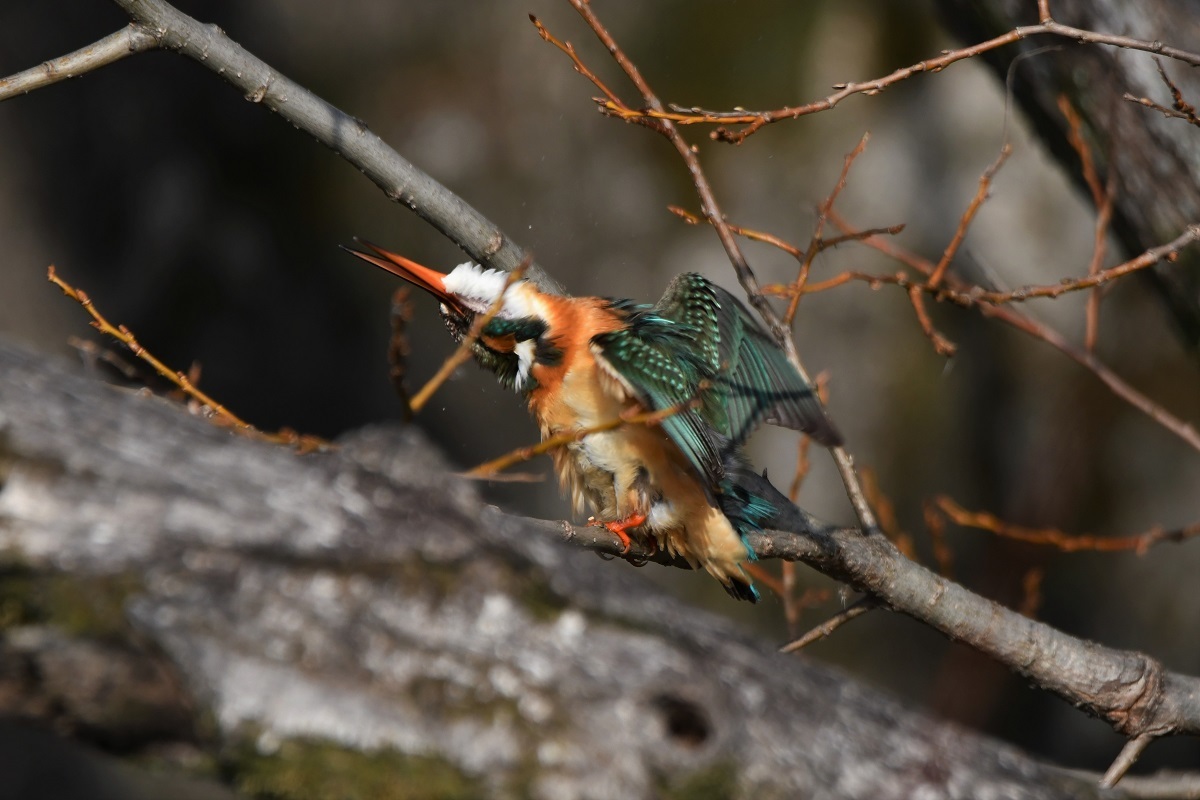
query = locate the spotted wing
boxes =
[590,321,724,487]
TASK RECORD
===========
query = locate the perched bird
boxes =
[346,243,841,601]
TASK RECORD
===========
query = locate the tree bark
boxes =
[0,337,1104,799]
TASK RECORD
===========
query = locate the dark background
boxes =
[1,0,1197,778]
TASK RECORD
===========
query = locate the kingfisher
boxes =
[346,242,841,601]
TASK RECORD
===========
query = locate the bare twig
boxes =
[668,205,905,265]
[1124,59,1200,128]
[923,500,955,579]
[780,596,877,654]
[1019,568,1045,619]
[784,134,869,325]
[1101,733,1157,789]
[937,496,1200,555]
[690,203,1198,450]
[528,15,640,124]
[1057,92,1118,351]
[0,25,157,101]
[465,393,703,478]
[48,266,327,453]
[929,145,1011,288]
[907,285,957,357]
[1085,175,1116,351]
[1123,92,1200,125]
[830,213,1200,453]
[592,20,1200,143]
[387,288,415,421]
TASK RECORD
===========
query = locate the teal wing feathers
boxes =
[590,320,725,486]
[589,273,841,489]
[709,285,842,447]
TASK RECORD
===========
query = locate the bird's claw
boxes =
[587,513,647,557]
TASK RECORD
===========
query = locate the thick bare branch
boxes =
[17,0,550,288]
[547,465,1200,742]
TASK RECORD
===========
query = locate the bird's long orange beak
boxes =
[344,241,467,315]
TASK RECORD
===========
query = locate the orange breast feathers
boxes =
[525,298,630,432]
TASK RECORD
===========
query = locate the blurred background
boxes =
[1,0,1197,778]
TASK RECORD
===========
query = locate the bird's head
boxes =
[346,242,563,392]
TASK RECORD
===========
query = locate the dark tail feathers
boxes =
[723,572,761,603]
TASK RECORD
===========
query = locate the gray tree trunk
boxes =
[0,337,1104,799]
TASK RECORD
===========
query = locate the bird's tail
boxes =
[722,571,761,603]
[712,458,787,604]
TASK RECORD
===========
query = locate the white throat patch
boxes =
[514,339,537,390]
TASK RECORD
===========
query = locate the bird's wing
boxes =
[652,274,723,373]
[709,284,842,447]
[590,319,725,487]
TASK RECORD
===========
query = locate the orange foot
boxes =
[587,513,647,555]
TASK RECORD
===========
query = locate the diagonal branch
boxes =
[0,0,554,289]
[544,465,1200,744]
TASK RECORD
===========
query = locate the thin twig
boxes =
[830,213,1200,453]
[929,144,1011,288]
[1124,59,1200,128]
[48,266,327,453]
[779,596,877,654]
[690,203,1197,448]
[668,205,904,263]
[1085,175,1115,351]
[590,21,1200,143]
[1101,733,1157,789]
[465,393,703,478]
[1019,567,1045,619]
[1058,94,1115,352]
[528,14,635,117]
[923,500,955,578]
[861,467,916,560]
[937,496,1200,555]
[388,287,415,421]
[784,133,869,325]
[0,25,157,102]
[907,285,957,357]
